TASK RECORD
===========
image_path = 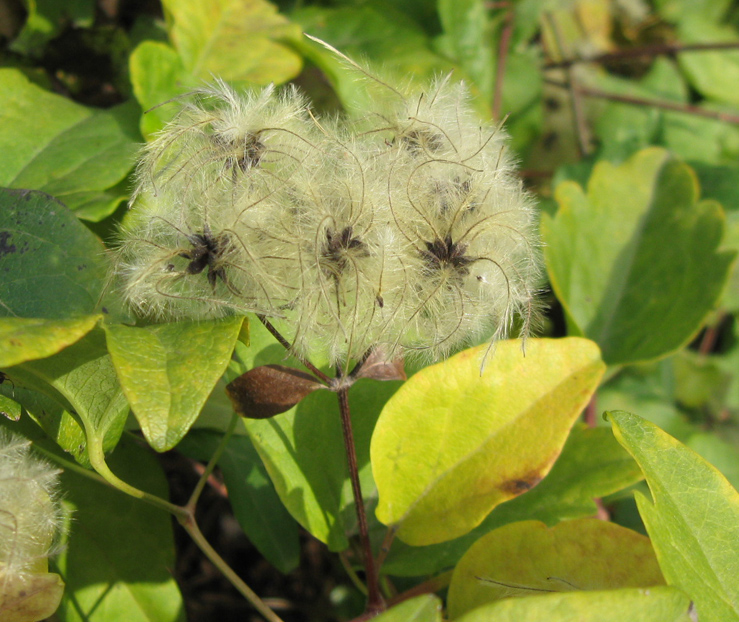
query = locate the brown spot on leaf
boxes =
[227,365,324,419]
[499,472,543,495]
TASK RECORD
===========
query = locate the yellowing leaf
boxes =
[0,316,100,368]
[447,519,664,619]
[0,564,64,622]
[453,586,693,622]
[371,338,605,545]
[162,0,302,85]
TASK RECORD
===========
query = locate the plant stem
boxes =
[86,435,285,622]
[386,571,453,608]
[545,12,593,156]
[544,41,739,69]
[187,411,239,510]
[180,514,286,622]
[89,444,188,519]
[337,386,385,614]
[339,550,368,596]
[546,78,739,125]
[256,314,332,383]
[375,526,397,571]
[492,4,514,121]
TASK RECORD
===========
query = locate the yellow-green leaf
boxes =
[452,586,693,622]
[162,0,302,85]
[372,595,442,622]
[104,317,243,452]
[0,316,100,368]
[447,519,664,619]
[609,410,739,622]
[105,317,243,451]
[129,41,198,140]
[371,338,605,545]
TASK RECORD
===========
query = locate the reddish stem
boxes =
[337,387,385,614]
[492,6,514,120]
[545,41,739,69]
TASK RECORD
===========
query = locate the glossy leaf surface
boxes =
[453,586,693,622]
[448,518,664,618]
[372,338,605,545]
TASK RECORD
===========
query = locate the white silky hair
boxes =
[113,58,541,368]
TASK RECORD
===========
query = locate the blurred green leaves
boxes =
[543,148,736,366]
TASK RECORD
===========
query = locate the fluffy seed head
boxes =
[0,431,64,576]
[113,60,541,367]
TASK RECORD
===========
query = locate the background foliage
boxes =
[1,0,738,621]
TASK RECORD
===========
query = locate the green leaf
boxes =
[447,518,664,619]
[0,189,109,318]
[0,70,140,220]
[653,0,733,24]
[687,433,739,491]
[372,595,442,622]
[104,317,243,452]
[692,162,739,309]
[11,0,94,57]
[292,4,455,114]
[7,329,128,465]
[0,385,88,466]
[452,586,694,622]
[129,41,198,139]
[177,429,300,574]
[542,148,736,366]
[245,377,398,550]
[234,317,399,550]
[677,20,739,106]
[608,410,739,622]
[54,436,185,622]
[598,366,695,443]
[382,424,643,577]
[0,316,100,368]
[371,338,605,546]
[436,0,495,99]
[0,394,21,422]
[162,0,302,85]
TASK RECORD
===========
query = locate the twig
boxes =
[374,526,397,572]
[584,394,597,428]
[545,13,593,156]
[546,78,739,124]
[181,516,286,622]
[493,6,514,120]
[256,314,332,383]
[186,411,239,510]
[699,310,727,355]
[545,41,739,69]
[337,386,385,614]
[385,571,453,608]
